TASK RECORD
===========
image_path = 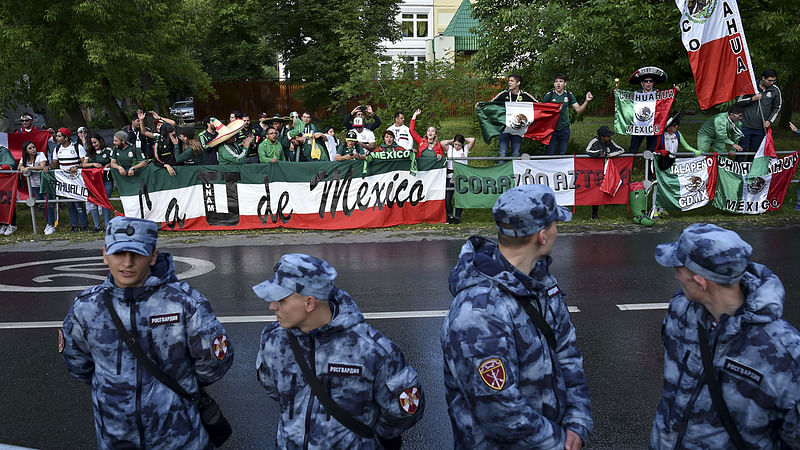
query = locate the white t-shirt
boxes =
[447,143,471,180]
[663,132,679,155]
[26,152,49,187]
[352,128,375,144]
[53,142,86,169]
[386,124,413,150]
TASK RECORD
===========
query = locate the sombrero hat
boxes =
[628,66,668,85]
[207,118,245,147]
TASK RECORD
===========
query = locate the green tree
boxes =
[0,0,212,127]
[261,0,402,111]
[191,0,277,81]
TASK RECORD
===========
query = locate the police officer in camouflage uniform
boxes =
[253,254,424,449]
[441,184,593,449]
[60,217,233,449]
[651,223,800,449]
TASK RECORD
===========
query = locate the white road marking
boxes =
[617,303,669,311]
[0,306,582,329]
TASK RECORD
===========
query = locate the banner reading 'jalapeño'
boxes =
[112,156,446,231]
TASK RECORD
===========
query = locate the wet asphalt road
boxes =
[0,227,798,449]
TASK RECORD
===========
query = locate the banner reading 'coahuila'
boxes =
[676,0,757,109]
[112,157,446,230]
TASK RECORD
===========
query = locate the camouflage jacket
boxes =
[61,253,233,450]
[256,288,424,449]
[441,236,593,448]
[650,263,800,449]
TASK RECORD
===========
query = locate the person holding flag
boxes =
[618,67,680,154]
[735,69,782,162]
[490,74,537,160]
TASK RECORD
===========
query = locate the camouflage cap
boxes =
[252,253,337,302]
[493,184,572,237]
[104,217,158,256]
[655,223,752,285]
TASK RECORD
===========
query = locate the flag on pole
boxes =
[676,0,757,109]
[476,102,561,145]
[614,89,676,135]
[654,154,718,210]
[746,128,777,181]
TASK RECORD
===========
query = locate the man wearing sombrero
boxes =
[627,67,680,154]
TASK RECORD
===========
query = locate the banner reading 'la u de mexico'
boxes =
[112,157,446,231]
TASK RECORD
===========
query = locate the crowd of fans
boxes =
[0,106,476,235]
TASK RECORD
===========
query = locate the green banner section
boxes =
[452,162,515,208]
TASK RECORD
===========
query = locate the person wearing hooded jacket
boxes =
[60,217,233,450]
[441,184,593,449]
[650,223,800,449]
[253,253,424,449]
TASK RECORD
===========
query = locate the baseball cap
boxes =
[597,126,613,137]
[655,223,752,285]
[493,184,572,237]
[353,117,364,128]
[345,130,358,141]
[252,253,337,302]
[259,112,268,119]
[58,127,71,137]
[104,217,159,256]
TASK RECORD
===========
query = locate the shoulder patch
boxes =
[57,329,65,354]
[399,386,420,414]
[478,358,506,390]
[212,334,229,360]
[723,358,763,385]
[547,284,561,298]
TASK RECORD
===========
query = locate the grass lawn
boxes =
[2,114,799,243]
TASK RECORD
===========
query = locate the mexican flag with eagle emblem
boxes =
[475,101,561,145]
[712,152,799,214]
[613,88,677,135]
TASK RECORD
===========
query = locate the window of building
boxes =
[401,13,429,38]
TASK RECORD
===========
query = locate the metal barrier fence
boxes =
[2,149,797,236]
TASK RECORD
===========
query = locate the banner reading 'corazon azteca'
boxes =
[112,156,446,230]
[453,158,633,208]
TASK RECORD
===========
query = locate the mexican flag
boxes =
[676,0,757,109]
[112,158,446,230]
[40,168,116,211]
[453,157,633,208]
[746,128,776,181]
[476,102,561,145]
[654,154,717,211]
[614,89,676,135]
[0,172,18,224]
[713,152,799,214]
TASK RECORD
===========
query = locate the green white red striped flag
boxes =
[746,128,777,182]
[614,89,676,135]
[40,168,116,211]
[654,155,718,210]
[476,102,561,145]
[112,158,446,230]
[713,152,799,214]
[453,157,633,208]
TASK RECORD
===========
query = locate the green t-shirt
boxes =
[111,145,146,170]
[258,139,285,163]
[543,90,578,130]
[88,146,113,165]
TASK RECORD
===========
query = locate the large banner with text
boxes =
[112,158,447,231]
[452,158,634,208]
